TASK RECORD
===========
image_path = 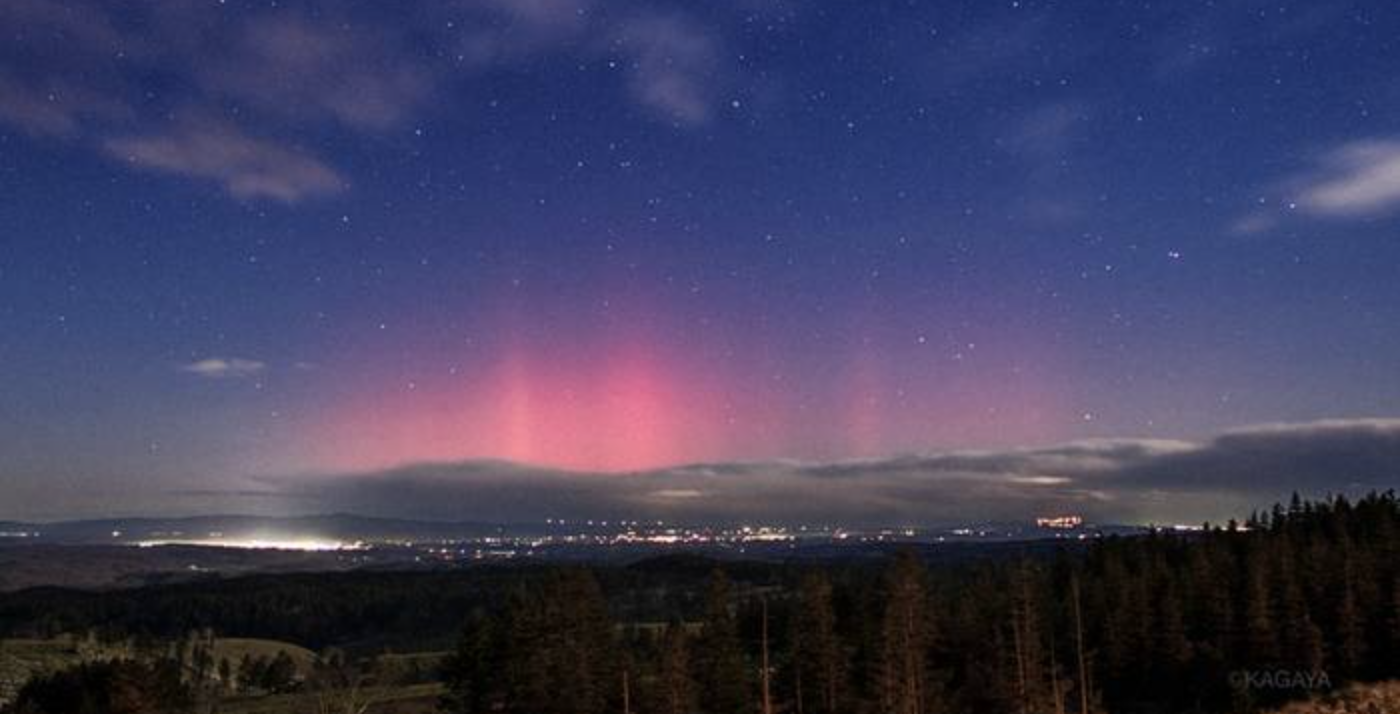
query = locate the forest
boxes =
[436,492,1400,714]
[2,492,1398,714]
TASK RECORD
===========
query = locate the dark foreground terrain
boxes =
[0,544,361,592]
[2,492,1398,714]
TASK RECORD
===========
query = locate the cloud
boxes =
[207,15,431,131]
[1292,140,1400,218]
[0,0,130,137]
[181,357,267,380]
[443,0,724,127]
[0,70,83,137]
[1002,102,1089,159]
[105,120,345,202]
[1227,210,1278,236]
[995,101,1093,226]
[1113,419,1400,493]
[1230,137,1400,233]
[612,13,718,125]
[438,0,595,69]
[261,419,1400,527]
[0,0,733,201]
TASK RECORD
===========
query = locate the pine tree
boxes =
[791,571,844,714]
[501,583,551,714]
[1388,575,1400,664]
[236,654,262,693]
[1070,575,1097,714]
[1008,560,1055,714]
[1153,580,1192,675]
[491,570,620,714]
[695,570,748,714]
[1241,550,1276,669]
[1187,545,1233,670]
[557,569,619,714]
[656,621,698,714]
[1332,560,1366,677]
[760,598,774,714]
[875,552,932,714]
[263,650,297,693]
[1096,552,1135,691]
[1273,551,1321,673]
[440,610,501,714]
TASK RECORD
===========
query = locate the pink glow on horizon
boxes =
[293,300,1078,474]
[300,353,1070,474]
[305,335,737,473]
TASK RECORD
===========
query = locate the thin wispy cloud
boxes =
[1227,210,1279,237]
[1293,140,1400,218]
[207,15,431,131]
[0,0,733,201]
[0,67,129,138]
[613,13,718,125]
[0,0,130,136]
[451,0,596,62]
[181,357,267,380]
[997,101,1093,225]
[494,0,595,30]
[0,70,84,137]
[1002,102,1089,159]
[1231,136,1400,233]
[106,120,345,202]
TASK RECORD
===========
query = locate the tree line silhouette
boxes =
[440,492,1400,714]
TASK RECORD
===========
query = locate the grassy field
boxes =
[208,637,318,672]
[218,682,444,714]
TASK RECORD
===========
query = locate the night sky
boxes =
[4,0,1400,523]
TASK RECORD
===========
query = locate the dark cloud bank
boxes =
[263,419,1400,527]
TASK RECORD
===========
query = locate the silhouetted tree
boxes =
[874,552,935,714]
[440,609,501,714]
[654,621,698,714]
[791,571,844,714]
[695,570,748,714]
[4,660,189,714]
